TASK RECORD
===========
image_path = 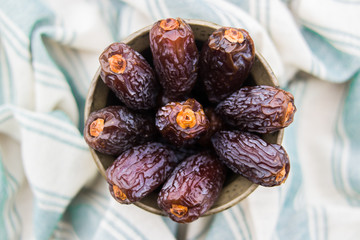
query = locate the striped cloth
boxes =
[1,0,360,239]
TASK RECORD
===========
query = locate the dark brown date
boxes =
[155,99,209,146]
[215,85,296,134]
[106,142,178,204]
[157,152,226,223]
[211,131,290,187]
[198,108,225,147]
[99,42,159,110]
[84,106,156,156]
[150,18,199,101]
[199,27,255,103]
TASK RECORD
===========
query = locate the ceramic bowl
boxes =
[84,19,283,216]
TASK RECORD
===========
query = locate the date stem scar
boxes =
[284,102,295,124]
[177,108,196,129]
[275,165,286,183]
[160,18,180,31]
[89,118,104,137]
[113,185,127,201]
[108,54,127,74]
[224,28,244,44]
[170,204,188,218]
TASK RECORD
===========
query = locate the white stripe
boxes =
[0,10,29,45]
[52,229,79,240]
[37,202,64,213]
[157,0,171,18]
[338,112,354,197]
[232,206,251,240]
[148,0,163,19]
[32,62,65,79]
[0,21,30,59]
[0,43,11,103]
[101,223,128,240]
[307,208,317,240]
[207,4,231,26]
[85,194,143,240]
[33,189,69,208]
[223,211,243,239]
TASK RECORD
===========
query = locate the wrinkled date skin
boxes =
[211,131,290,187]
[106,142,178,204]
[84,106,156,156]
[215,85,296,134]
[199,27,255,103]
[150,18,199,101]
[157,152,226,223]
[99,42,159,110]
[155,99,209,146]
[198,107,225,147]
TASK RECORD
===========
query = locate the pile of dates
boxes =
[84,18,296,223]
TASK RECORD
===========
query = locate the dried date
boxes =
[215,85,296,133]
[199,27,255,103]
[106,142,178,204]
[155,99,209,146]
[150,18,199,101]
[157,152,226,223]
[99,42,159,110]
[211,130,290,187]
[84,106,156,156]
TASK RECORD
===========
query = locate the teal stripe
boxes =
[301,19,360,43]
[276,80,312,240]
[145,0,157,20]
[0,25,29,60]
[0,155,9,240]
[1,39,15,104]
[36,78,68,90]
[5,169,21,240]
[33,186,72,201]
[85,192,148,240]
[4,172,18,238]
[229,208,247,240]
[20,121,87,151]
[0,114,13,125]
[238,205,252,240]
[15,110,80,138]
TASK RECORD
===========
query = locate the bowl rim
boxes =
[84,19,283,216]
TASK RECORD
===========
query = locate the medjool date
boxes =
[199,27,255,103]
[211,131,290,187]
[99,42,159,110]
[106,142,178,204]
[150,18,199,101]
[215,85,296,134]
[157,152,226,223]
[84,106,156,156]
[155,99,209,146]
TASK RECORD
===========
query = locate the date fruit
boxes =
[155,99,209,146]
[215,85,296,134]
[157,152,226,223]
[106,142,178,204]
[84,106,156,156]
[199,27,255,103]
[150,18,199,101]
[211,130,290,187]
[99,42,159,110]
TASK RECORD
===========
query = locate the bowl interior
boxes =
[84,19,283,216]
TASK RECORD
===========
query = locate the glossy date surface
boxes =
[199,27,255,103]
[106,142,178,204]
[99,42,159,110]
[150,18,199,101]
[215,85,296,134]
[157,152,226,223]
[155,99,209,146]
[84,106,156,156]
[211,130,290,187]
